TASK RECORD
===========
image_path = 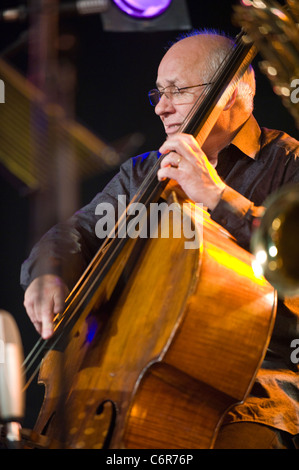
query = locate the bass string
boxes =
[22,312,67,390]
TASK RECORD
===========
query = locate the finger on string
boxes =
[39,300,55,339]
[160,139,199,164]
[157,166,181,182]
[160,152,182,169]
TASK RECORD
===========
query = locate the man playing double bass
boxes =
[21,31,299,448]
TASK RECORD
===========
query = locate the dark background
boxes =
[0,0,298,430]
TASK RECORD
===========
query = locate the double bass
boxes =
[22,31,276,449]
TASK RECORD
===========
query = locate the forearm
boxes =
[210,185,265,251]
[20,220,94,291]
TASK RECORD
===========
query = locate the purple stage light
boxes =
[112,0,172,19]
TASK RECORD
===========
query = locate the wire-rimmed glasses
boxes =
[148,83,214,106]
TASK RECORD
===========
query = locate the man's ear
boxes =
[223,87,238,110]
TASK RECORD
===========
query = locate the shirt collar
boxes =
[230,114,261,159]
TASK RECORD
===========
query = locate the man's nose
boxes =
[154,94,175,116]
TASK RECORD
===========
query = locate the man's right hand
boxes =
[23,274,70,339]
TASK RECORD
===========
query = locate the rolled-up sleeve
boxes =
[210,186,265,251]
[20,151,160,291]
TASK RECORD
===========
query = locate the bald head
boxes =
[158,32,255,114]
[161,33,234,83]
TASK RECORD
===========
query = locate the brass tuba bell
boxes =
[251,183,299,297]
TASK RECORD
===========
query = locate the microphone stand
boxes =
[26,0,78,448]
[27,0,79,237]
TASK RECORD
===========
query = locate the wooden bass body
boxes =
[26,199,276,449]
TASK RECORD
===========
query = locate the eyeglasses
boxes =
[148,83,214,106]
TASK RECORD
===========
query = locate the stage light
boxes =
[102,0,191,32]
[112,0,172,19]
[0,1,191,32]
